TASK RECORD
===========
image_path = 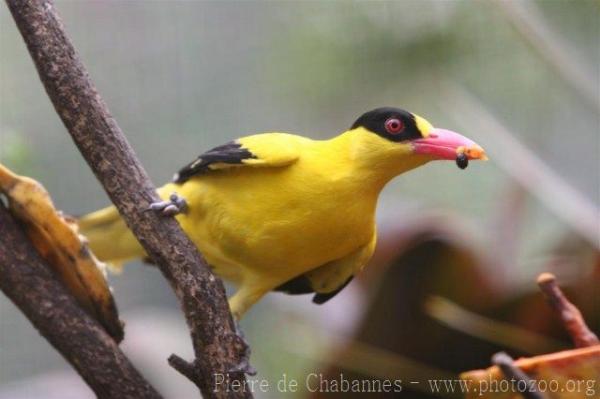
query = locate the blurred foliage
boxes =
[0,131,32,173]
[311,230,598,398]
[0,1,598,398]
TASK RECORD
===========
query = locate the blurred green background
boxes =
[1,1,598,398]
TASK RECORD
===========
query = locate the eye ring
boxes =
[385,118,404,134]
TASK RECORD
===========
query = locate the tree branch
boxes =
[5,0,251,397]
[537,273,599,348]
[0,205,162,399]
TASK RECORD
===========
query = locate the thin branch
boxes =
[0,205,162,399]
[537,273,599,348]
[5,1,251,397]
[169,354,202,383]
[424,295,566,355]
[491,352,546,399]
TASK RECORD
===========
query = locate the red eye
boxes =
[385,118,404,134]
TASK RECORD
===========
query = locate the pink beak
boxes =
[412,128,487,161]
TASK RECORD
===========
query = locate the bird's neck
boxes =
[325,130,430,195]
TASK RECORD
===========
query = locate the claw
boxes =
[227,322,256,376]
[148,193,187,216]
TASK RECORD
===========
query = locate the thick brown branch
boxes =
[0,205,162,399]
[537,273,599,348]
[5,0,251,397]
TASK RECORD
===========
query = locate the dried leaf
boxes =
[0,163,123,341]
[461,346,600,399]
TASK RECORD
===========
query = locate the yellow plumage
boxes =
[79,108,485,319]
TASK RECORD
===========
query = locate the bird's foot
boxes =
[148,193,187,216]
[228,322,256,376]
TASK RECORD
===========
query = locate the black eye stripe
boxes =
[351,107,422,142]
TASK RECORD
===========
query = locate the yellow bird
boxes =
[79,107,486,320]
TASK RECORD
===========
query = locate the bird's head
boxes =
[347,107,487,177]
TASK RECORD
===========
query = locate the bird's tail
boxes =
[78,205,145,272]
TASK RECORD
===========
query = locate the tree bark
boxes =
[5,0,252,397]
[0,205,162,399]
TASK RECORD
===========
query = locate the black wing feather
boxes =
[312,276,354,304]
[274,275,354,305]
[274,275,314,295]
[173,141,256,183]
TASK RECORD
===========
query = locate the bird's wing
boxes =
[275,233,377,304]
[173,133,301,183]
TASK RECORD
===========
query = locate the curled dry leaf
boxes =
[0,163,123,342]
